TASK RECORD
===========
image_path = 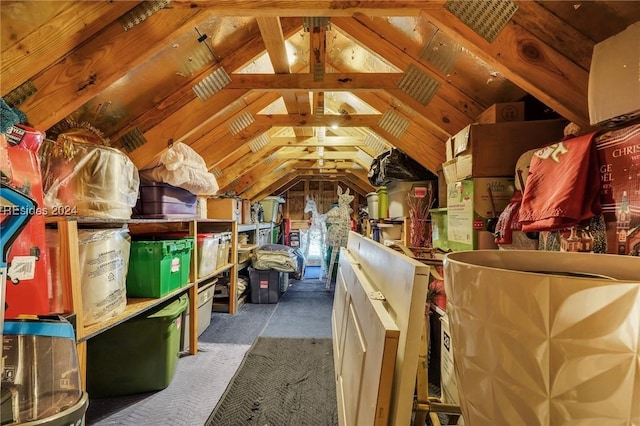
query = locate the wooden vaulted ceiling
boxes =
[2,1,639,201]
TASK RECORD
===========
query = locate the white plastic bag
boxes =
[139,142,219,195]
[78,227,130,326]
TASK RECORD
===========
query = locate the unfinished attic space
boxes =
[1,1,640,425]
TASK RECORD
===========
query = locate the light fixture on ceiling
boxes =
[319,159,325,167]
[318,146,325,157]
[331,124,339,130]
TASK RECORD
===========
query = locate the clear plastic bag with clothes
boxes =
[39,138,140,219]
[139,142,219,195]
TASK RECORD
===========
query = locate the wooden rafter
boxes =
[1,1,140,95]
[333,16,484,122]
[257,16,311,122]
[421,8,590,127]
[511,1,594,71]
[19,8,213,129]
[169,1,443,16]
[226,72,403,90]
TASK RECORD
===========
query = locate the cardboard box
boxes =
[595,123,640,255]
[445,120,566,182]
[207,198,242,222]
[447,178,515,251]
[476,102,525,124]
[437,169,447,207]
[440,314,460,405]
[588,22,640,125]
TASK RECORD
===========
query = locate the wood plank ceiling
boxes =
[2,1,639,201]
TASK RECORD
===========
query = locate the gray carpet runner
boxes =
[206,337,338,426]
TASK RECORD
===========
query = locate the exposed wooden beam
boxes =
[512,1,594,71]
[257,16,311,133]
[19,7,211,129]
[235,160,306,196]
[354,91,448,146]
[246,171,298,200]
[334,17,483,127]
[270,136,367,146]
[169,1,442,16]
[115,18,301,146]
[279,151,359,160]
[349,14,491,113]
[186,92,281,148]
[215,135,368,187]
[1,1,140,95]
[227,72,402,90]
[369,123,444,173]
[257,17,290,72]
[421,8,590,127]
[360,90,450,140]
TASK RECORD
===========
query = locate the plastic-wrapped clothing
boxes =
[139,142,219,195]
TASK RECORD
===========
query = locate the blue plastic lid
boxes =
[4,319,76,339]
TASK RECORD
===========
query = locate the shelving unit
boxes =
[364,218,409,246]
[232,222,273,307]
[47,216,238,389]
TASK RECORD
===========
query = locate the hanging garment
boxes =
[519,133,601,232]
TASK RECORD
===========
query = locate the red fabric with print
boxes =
[519,133,601,232]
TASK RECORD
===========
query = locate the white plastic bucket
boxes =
[366,192,379,219]
[443,250,640,425]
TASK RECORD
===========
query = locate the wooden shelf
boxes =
[51,216,239,390]
[196,263,234,284]
[238,243,258,252]
[79,283,194,342]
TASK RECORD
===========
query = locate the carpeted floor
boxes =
[206,337,337,426]
[86,274,334,425]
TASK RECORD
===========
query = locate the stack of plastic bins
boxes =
[126,237,194,298]
[87,294,189,397]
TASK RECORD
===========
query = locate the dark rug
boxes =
[206,337,338,426]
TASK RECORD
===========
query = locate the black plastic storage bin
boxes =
[248,267,281,304]
[134,182,197,218]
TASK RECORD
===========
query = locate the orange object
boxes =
[1,127,52,318]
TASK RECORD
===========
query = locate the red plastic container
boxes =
[1,130,51,318]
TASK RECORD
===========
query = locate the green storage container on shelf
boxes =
[127,238,194,298]
[86,294,188,398]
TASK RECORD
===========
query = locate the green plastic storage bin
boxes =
[86,294,188,398]
[127,238,193,298]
